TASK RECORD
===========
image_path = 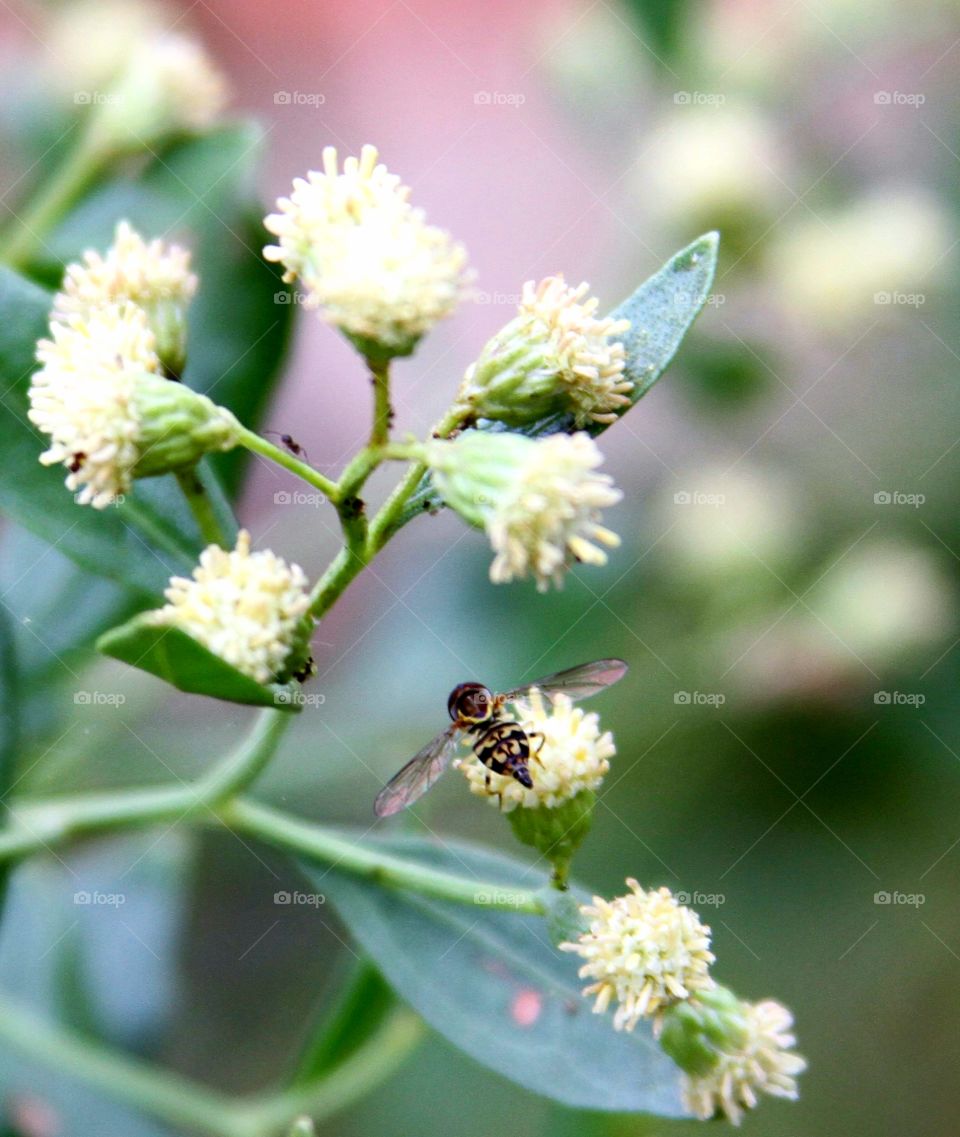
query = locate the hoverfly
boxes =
[373,659,628,817]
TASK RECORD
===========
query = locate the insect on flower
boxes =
[265,430,309,462]
[374,658,627,817]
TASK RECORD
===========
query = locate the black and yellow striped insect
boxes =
[373,659,628,817]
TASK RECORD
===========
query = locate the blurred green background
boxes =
[1,0,959,1134]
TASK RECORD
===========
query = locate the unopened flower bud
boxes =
[661,989,806,1125]
[425,430,621,591]
[458,276,631,427]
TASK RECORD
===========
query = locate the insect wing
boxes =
[374,725,460,817]
[501,658,628,706]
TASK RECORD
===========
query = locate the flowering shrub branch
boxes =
[0,32,806,1136]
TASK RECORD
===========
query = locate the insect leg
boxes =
[528,731,546,764]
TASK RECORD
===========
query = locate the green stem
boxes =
[0,708,289,864]
[0,992,422,1137]
[368,358,392,448]
[221,798,546,915]
[236,426,339,502]
[175,466,229,548]
[366,404,467,553]
[4,127,106,270]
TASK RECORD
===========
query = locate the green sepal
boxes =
[507,789,596,888]
[659,985,749,1076]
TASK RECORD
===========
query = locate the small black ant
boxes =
[265,431,309,464]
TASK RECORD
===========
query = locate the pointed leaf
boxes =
[96,613,300,710]
[312,835,687,1116]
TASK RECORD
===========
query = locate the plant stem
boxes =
[366,403,468,553]
[0,708,289,864]
[368,358,392,448]
[3,127,106,270]
[221,798,547,915]
[175,466,229,547]
[235,426,339,502]
[0,992,422,1137]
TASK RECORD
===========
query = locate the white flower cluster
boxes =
[561,881,715,1030]
[149,530,311,685]
[264,145,470,352]
[458,690,614,810]
[29,302,159,507]
[426,431,622,592]
[53,220,197,327]
[29,222,234,506]
[515,276,632,425]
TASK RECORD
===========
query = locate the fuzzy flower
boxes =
[459,276,632,427]
[560,881,715,1030]
[426,430,621,591]
[263,145,470,355]
[681,999,806,1125]
[458,690,614,811]
[53,221,198,374]
[95,33,228,151]
[30,302,238,507]
[29,302,160,507]
[149,531,311,685]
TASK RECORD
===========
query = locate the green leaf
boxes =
[397,232,720,526]
[39,123,295,495]
[96,613,300,710]
[312,836,687,1116]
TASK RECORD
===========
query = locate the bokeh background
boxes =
[1,0,959,1135]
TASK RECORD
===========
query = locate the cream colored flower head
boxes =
[426,430,622,592]
[263,145,470,353]
[520,276,631,424]
[29,302,160,507]
[150,531,311,685]
[560,881,715,1030]
[54,221,197,324]
[458,690,614,811]
[53,221,197,374]
[682,999,806,1125]
[460,276,631,428]
[93,32,228,153]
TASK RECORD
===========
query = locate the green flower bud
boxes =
[425,430,622,591]
[132,373,239,478]
[659,985,748,1076]
[508,789,596,887]
[456,276,632,427]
